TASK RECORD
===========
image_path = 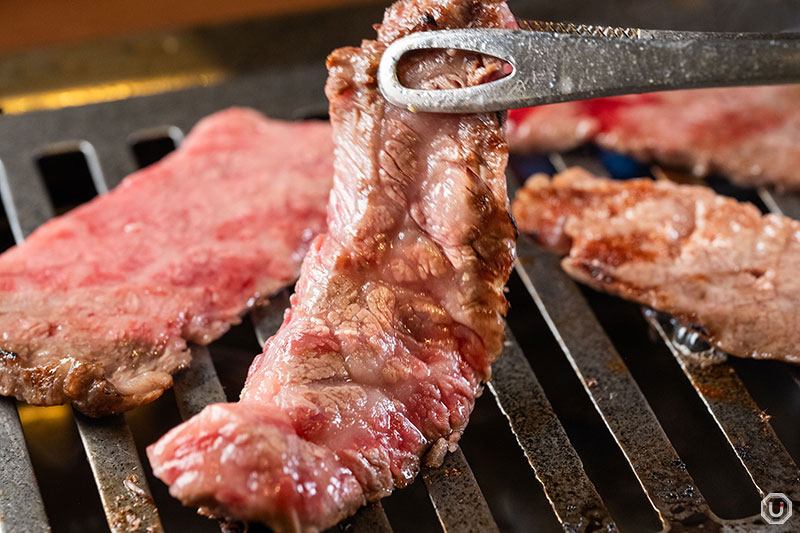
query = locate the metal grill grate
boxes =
[0,66,798,533]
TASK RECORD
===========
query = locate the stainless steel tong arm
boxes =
[377,24,800,113]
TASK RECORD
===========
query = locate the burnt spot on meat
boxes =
[0,349,18,361]
[578,233,657,268]
[745,268,765,279]
[422,13,438,27]
[507,211,519,237]
[468,206,516,276]
[583,263,617,285]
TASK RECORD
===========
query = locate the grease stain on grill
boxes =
[111,474,157,533]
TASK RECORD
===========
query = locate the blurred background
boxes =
[2,0,800,115]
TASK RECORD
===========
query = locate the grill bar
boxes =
[83,136,137,191]
[422,447,499,533]
[536,155,717,526]
[514,239,714,525]
[171,339,254,533]
[643,166,800,502]
[69,146,164,533]
[342,502,393,533]
[0,162,27,247]
[251,290,292,346]
[0,153,55,240]
[758,186,800,219]
[548,152,607,178]
[0,398,50,533]
[74,413,164,533]
[488,326,616,531]
[645,313,800,502]
[173,346,227,420]
[0,149,164,533]
[75,142,109,196]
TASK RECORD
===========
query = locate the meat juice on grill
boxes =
[0,108,333,416]
[512,167,800,364]
[507,85,800,190]
[147,1,517,531]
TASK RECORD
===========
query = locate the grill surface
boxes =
[0,4,799,532]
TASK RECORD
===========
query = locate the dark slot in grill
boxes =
[0,58,798,533]
[128,126,184,169]
[35,144,102,215]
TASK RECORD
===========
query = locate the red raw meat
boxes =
[507,86,800,189]
[0,108,333,416]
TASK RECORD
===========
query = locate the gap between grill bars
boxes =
[0,88,797,533]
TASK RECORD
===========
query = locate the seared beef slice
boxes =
[147,1,516,531]
[513,167,800,364]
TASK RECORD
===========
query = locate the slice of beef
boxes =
[507,85,800,190]
[146,1,517,531]
[0,108,333,416]
[512,167,800,364]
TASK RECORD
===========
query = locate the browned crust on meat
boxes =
[513,167,800,364]
[376,0,513,43]
[325,0,515,360]
[0,339,188,417]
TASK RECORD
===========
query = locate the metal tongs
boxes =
[378,20,800,113]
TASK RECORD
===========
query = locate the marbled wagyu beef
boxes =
[147,1,517,531]
[0,108,333,416]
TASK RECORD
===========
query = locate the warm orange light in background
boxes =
[17,404,72,425]
[0,0,386,54]
[0,72,226,114]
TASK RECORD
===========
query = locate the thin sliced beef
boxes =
[507,85,800,190]
[0,108,333,416]
[147,1,517,531]
[512,167,800,363]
